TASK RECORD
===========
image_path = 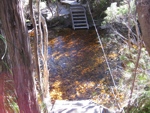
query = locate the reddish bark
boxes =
[137,0,150,55]
[0,0,40,112]
[0,73,5,113]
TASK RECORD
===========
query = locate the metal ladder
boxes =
[70,5,89,30]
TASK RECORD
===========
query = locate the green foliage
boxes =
[5,96,19,113]
[126,62,135,69]
[137,73,148,84]
[102,1,136,24]
[119,45,150,112]
[104,2,119,23]
[87,0,112,24]
[128,91,150,113]
[5,80,19,113]
[120,46,150,83]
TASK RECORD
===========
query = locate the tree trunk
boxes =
[0,51,5,113]
[0,0,40,112]
[0,72,5,113]
[0,37,5,113]
[137,0,150,55]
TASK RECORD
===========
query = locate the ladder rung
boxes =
[74,26,89,29]
[74,23,87,26]
[73,19,86,21]
[73,16,85,19]
[72,13,85,16]
[70,4,89,30]
[71,10,85,12]
[74,21,87,23]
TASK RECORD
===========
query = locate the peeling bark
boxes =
[137,0,150,55]
[0,73,5,113]
[0,0,40,112]
[41,15,52,112]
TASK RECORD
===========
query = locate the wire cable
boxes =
[87,1,116,87]
[87,1,125,112]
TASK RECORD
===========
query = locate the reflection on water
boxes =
[48,29,111,101]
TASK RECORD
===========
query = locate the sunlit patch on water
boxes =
[48,28,120,103]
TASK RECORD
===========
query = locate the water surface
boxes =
[48,29,113,101]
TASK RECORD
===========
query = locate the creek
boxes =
[48,28,122,103]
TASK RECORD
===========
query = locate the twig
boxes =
[113,30,128,45]
[127,40,142,112]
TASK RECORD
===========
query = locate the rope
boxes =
[87,2,116,87]
[87,2,125,112]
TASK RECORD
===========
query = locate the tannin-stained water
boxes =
[48,28,114,102]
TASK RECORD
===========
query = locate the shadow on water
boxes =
[48,28,113,102]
